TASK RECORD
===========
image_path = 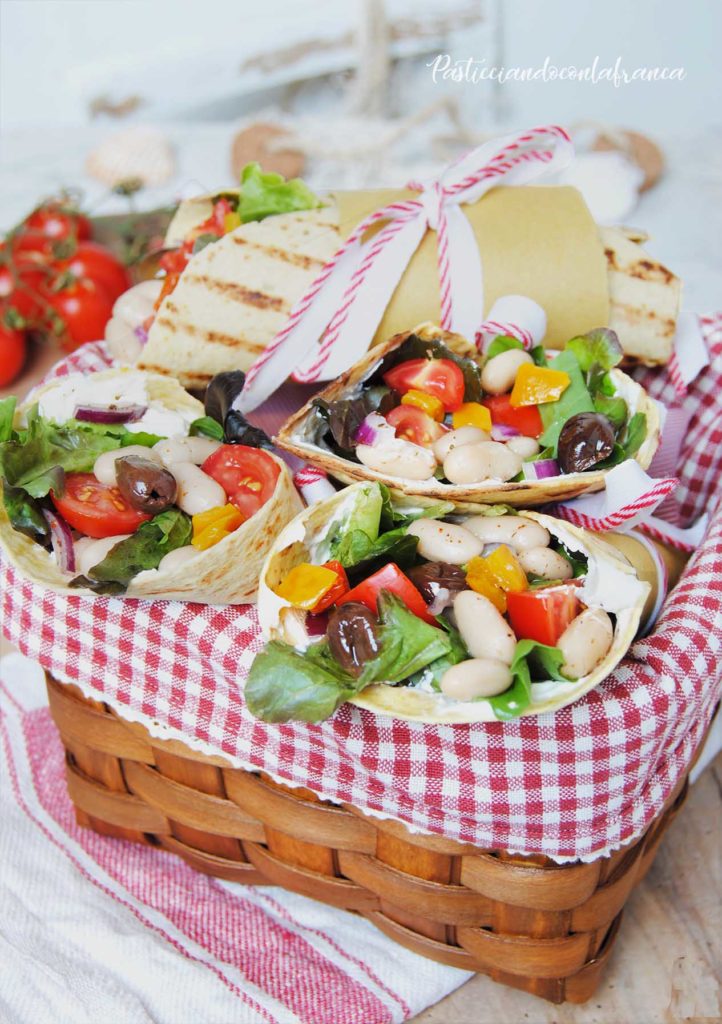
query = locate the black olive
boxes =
[557,413,616,473]
[406,562,467,610]
[116,456,177,514]
[327,602,381,677]
[205,371,246,424]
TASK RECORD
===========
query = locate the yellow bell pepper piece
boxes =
[466,557,507,613]
[273,563,339,610]
[483,544,528,592]
[224,211,242,233]
[401,389,445,421]
[452,402,492,432]
[192,524,234,551]
[192,503,244,550]
[510,363,570,407]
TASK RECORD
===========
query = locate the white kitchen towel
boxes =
[0,653,470,1024]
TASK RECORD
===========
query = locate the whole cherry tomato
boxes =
[24,205,91,243]
[0,322,27,386]
[57,242,131,304]
[48,279,114,352]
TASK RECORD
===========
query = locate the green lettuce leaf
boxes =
[0,405,123,498]
[538,351,595,455]
[245,640,360,724]
[530,345,549,367]
[359,591,451,685]
[73,508,192,594]
[554,541,588,578]
[0,397,17,443]
[2,485,49,542]
[485,335,523,361]
[565,328,623,373]
[189,415,224,441]
[596,412,648,468]
[409,616,468,691]
[488,639,568,720]
[238,162,321,223]
[592,393,627,429]
[320,483,383,565]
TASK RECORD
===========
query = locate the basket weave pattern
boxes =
[48,674,697,1005]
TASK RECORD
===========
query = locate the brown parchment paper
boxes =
[334,185,610,349]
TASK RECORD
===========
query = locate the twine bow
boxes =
[238,125,574,412]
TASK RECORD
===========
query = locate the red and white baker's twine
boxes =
[293,465,328,487]
[241,126,573,406]
[553,476,678,532]
[475,318,534,351]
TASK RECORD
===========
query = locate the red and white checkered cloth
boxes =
[2,318,721,862]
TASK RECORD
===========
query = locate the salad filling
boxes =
[278,323,658,498]
[248,482,649,724]
[0,369,284,595]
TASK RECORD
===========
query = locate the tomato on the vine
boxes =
[0,261,52,326]
[57,242,131,304]
[0,322,27,386]
[48,279,114,352]
[24,205,91,243]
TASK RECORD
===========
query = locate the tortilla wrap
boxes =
[134,190,677,392]
[276,323,660,511]
[0,369,303,604]
[137,205,342,390]
[255,482,650,724]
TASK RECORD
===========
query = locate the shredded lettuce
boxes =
[238,162,322,223]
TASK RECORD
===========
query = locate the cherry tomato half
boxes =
[482,394,543,438]
[337,563,436,625]
[383,358,465,412]
[506,585,582,647]
[51,473,151,538]
[385,405,447,448]
[0,323,27,386]
[48,279,114,352]
[202,445,280,520]
[57,242,131,304]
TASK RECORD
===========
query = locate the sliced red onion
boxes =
[134,323,149,347]
[74,404,147,424]
[305,611,329,636]
[491,423,520,441]
[42,509,75,572]
[522,458,560,481]
[354,412,396,447]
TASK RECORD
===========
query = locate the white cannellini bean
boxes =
[356,440,436,480]
[157,545,199,572]
[558,608,614,680]
[481,349,533,395]
[112,279,162,327]
[506,435,540,458]
[463,514,550,551]
[432,426,488,462]
[406,518,483,565]
[170,462,226,515]
[453,590,517,664]
[94,445,162,486]
[153,435,222,467]
[444,441,522,484]
[440,658,512,701]
[75,534,131,575]
[518,546,574,581]
[104,316,142,363]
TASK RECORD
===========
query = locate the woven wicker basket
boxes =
[47,674,703,1006]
